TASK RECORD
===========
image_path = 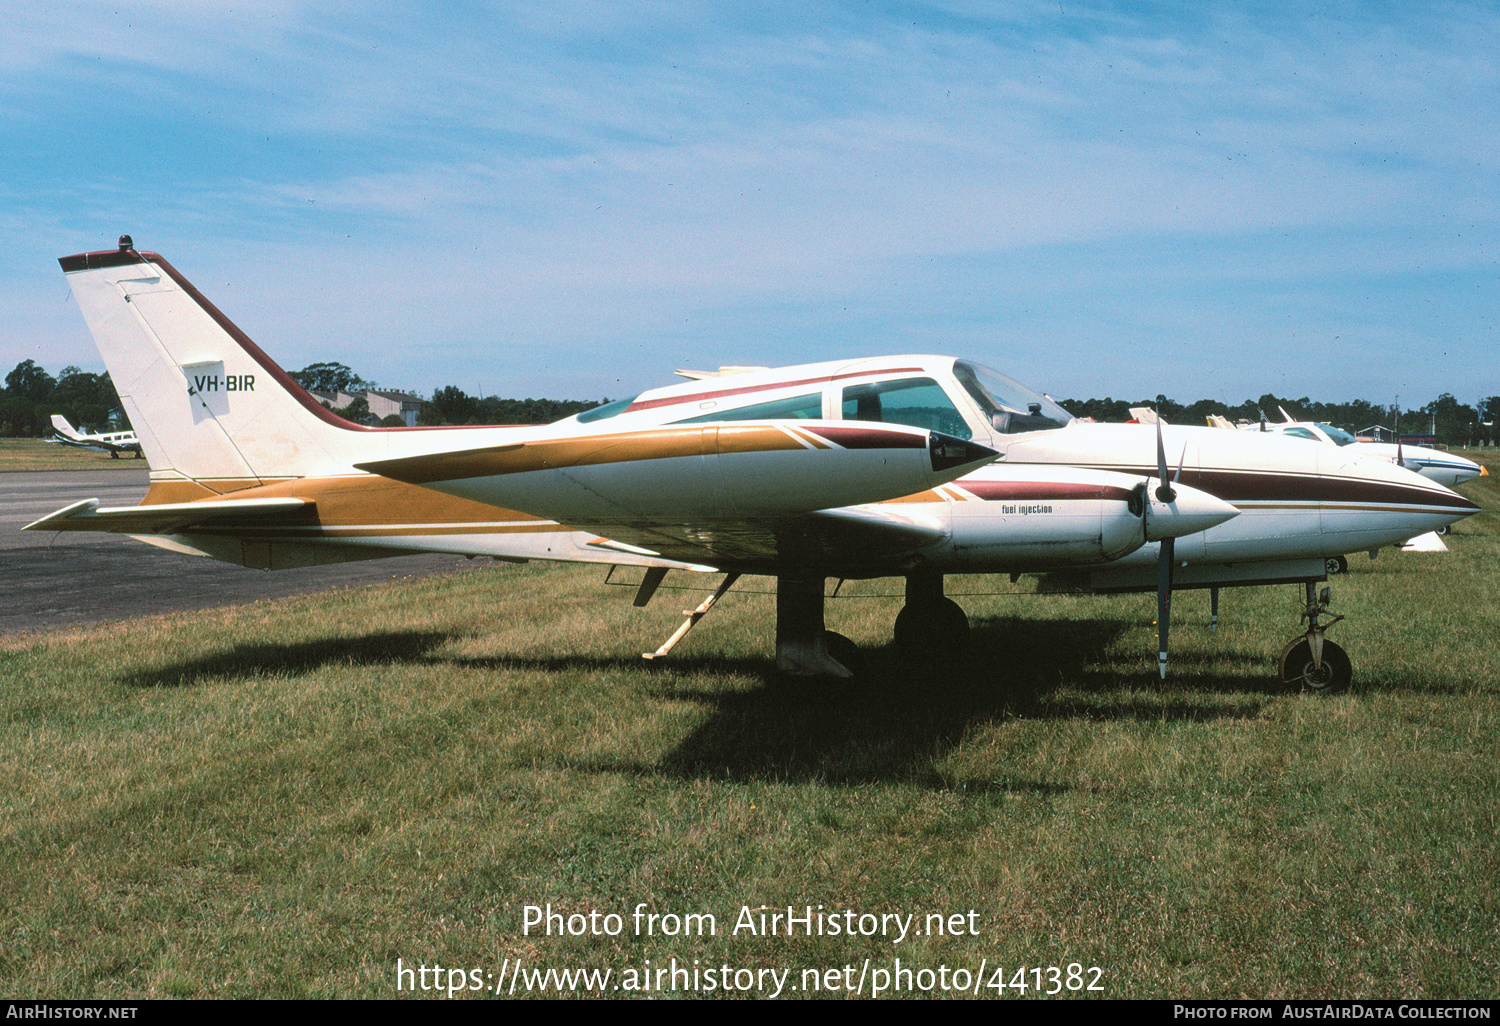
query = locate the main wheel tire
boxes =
[1279,639,1352,695]
[893,598,971,655]
[822,631,865,678]
[1324,555,1348,575]
[1435,524,1451,536]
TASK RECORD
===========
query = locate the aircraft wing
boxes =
[24,497,312,535]
[580,503,948,570]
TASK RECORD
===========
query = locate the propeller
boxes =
[1136,415,1235,678]
[1394,404,1407,469]
[1153,417,1185,679]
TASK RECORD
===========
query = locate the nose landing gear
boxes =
[1277,582,1351,694]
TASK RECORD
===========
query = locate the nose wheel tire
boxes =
[1324,555,1348,575]
[1279,639,1352,695]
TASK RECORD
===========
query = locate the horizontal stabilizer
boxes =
[24,497,312,535]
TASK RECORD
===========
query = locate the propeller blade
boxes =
[1174,443,1187,484]
[1154,417,1176,503]
[1157,535,1175,679]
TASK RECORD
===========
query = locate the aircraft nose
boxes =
[1145,482,1240,541]
[928,432,998,473]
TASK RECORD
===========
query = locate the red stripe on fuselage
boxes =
[802,425,928,450]
[961,480,1137,503]
[1043,464,1480,511]
[624,367,927,413]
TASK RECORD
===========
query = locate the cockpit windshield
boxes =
[1315,423,1358,447]
[952,361,1073,434]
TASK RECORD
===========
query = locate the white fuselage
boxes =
[1231,420,1483,489]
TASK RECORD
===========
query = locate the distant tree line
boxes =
[5,358,1495,442]
[418,385,604,426]
[281,361,604,426]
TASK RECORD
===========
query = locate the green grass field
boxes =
[2,452,1497,999]
[0,438,145,471]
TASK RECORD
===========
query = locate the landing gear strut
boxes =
[775,576,859,677]
[893,572,970,656]
[1277,581,1351,694]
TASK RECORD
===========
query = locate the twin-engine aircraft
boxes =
[30,239,1478,688]
[49,414,142,458]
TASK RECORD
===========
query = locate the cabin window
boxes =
[841,377,972,439]
[672,392,824,424]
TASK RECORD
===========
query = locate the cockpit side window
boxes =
[672,392,824,424]
[840,377,972,439]
[952,361,1071,434]
[1284,427,1319,441]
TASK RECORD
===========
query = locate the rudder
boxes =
[60,238,370,487]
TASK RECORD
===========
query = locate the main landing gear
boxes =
[770,572,971,677]
[1277,581,1351,695]
[893,572,970,656]
[773,576,860,677]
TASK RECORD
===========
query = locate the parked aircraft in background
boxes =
[31,238,1478,690]
[49,414,141,458]
[1206,409,1485,489]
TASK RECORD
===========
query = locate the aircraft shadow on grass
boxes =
[117,629,457,688]
[642,615,1275,787]
[119,616,1286,788]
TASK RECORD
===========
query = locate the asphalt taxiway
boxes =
[1,469,474,634]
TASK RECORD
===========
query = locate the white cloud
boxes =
[3,3,1497,403]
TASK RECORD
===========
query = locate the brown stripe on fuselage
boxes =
[356,428,716,483]
[881,489,946,504]
[143,478,290,503]
[716,424,819,453]
[354,423,874,484]
[1045,464,1480,511]
[145,475,553,530]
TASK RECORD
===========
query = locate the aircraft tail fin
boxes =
[50,414,84,441]
[58,239,374,489]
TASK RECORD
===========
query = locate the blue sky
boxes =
[2,2,1495,407]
